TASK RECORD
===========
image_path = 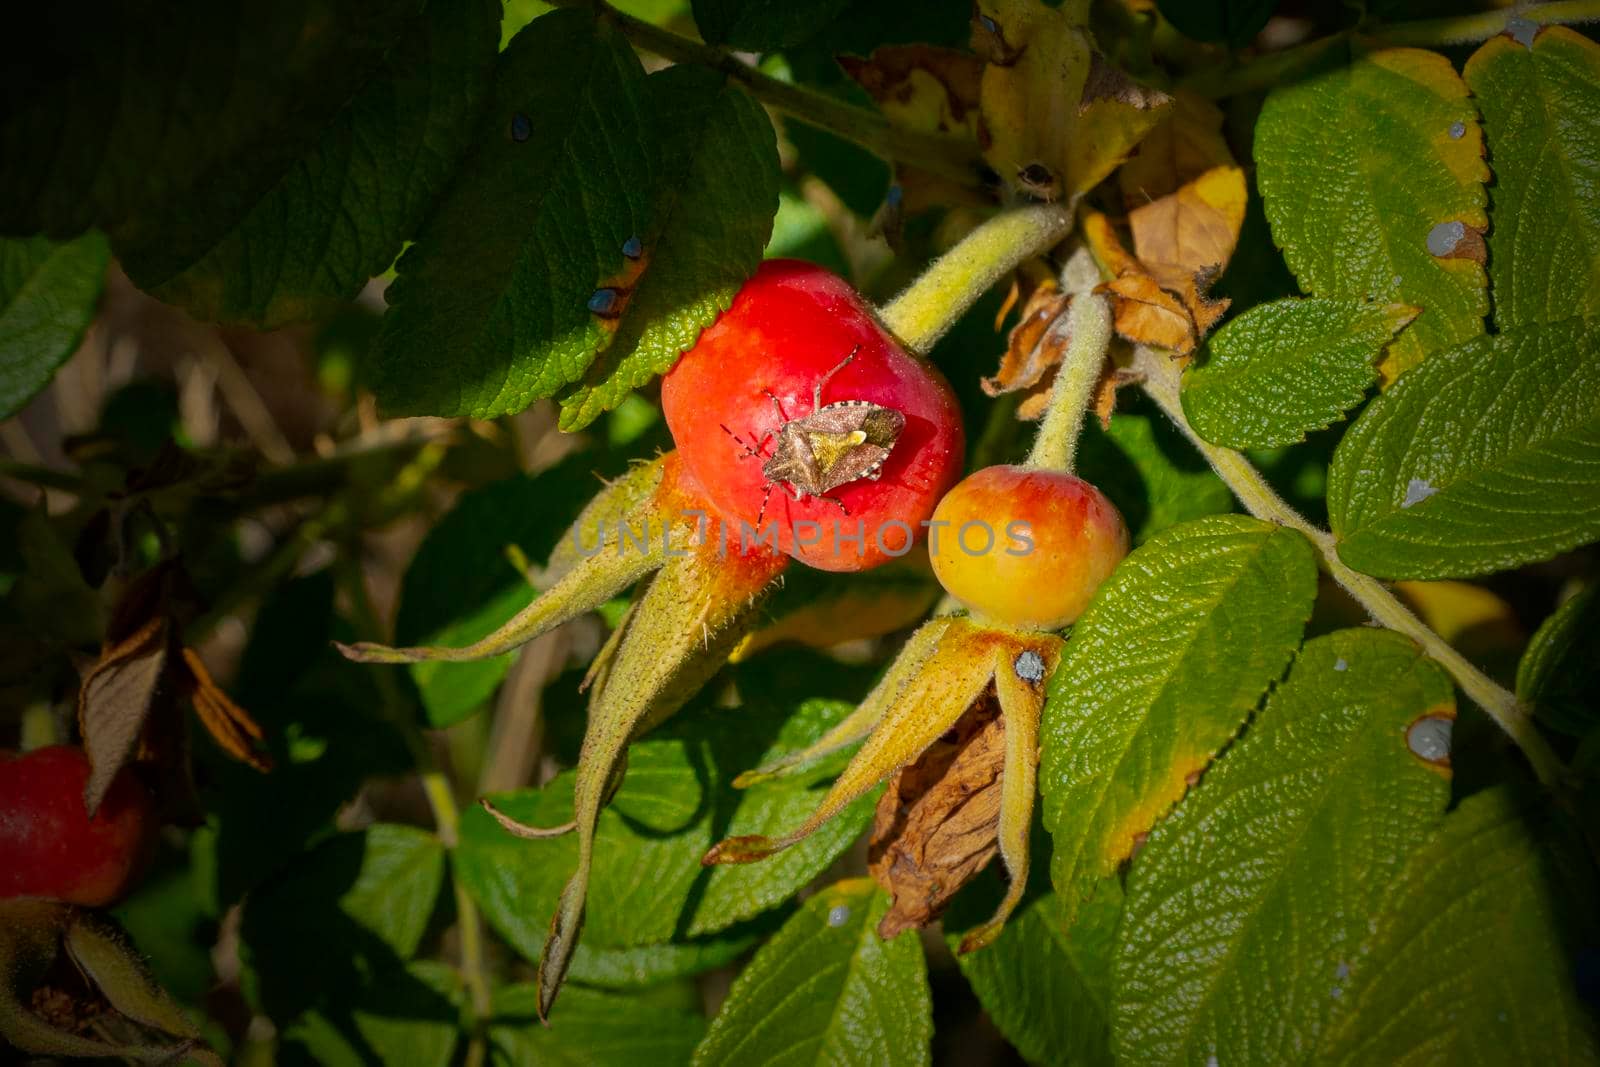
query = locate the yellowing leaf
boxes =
[975,0,1167,199]
[1129,164,1247,291]
[840,46,982,138]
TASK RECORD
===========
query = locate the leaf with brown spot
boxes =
[78,617,169,816]
[975,0,1167,200]
[840,46,983,137]
[869,692,1005,938]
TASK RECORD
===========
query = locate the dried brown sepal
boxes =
[1094,366,1147,429]
[869,691,1005,938]
[180,648,271,772]
[0,899,221,1066]
[982,283,1070,400]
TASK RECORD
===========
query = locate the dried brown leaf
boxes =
[180,648,271,772]
[982,284,1070,398]
[1102,273,1197,354]
[78,617,168,816]
[1118,91,1234,208]
[869,692,1006,938]
[1129,164,1247,291]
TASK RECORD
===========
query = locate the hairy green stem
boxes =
[1185,0,1600,98]
[1366,0,1600,46]
[1132,346,1567,788]
[881,203,1076,356]
[551,0,984,186]
[1026,251,1111,472]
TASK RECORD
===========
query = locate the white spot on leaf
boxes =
[828,905,851,927]
[1334,658,1348,672]
[1427,221,1467,257]
[1448,121,1466,140]
[1507,15,1537,48]
[1402,478,1438,508]
[1407,716,1453,762]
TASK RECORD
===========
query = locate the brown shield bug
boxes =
[721,347,906,526]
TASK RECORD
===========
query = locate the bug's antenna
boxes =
[813,345,861,410]
[763,388,788,425]
[755,481,775,530]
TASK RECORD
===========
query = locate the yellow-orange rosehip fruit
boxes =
[929,465,1129,630]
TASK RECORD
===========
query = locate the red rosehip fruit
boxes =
[929,465,1129,630]
[0,746,157,906]
[662,259,964,572]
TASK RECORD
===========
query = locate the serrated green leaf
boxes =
[1040,515,1317,921]
[370,10,777,423]
[1465,27,1600,330]
[1078,406,1235,545]
[1256,49,1488,379]
[1328,314,1600,579]
[944,874,1120,1067]
[280,961,461,1067]
[1112,629,1455,1065]
[692,879,931,1067]
[117,0,497,327]
[240,825,446,1021]
[394,458,606,727]
[1517,585,1600,737]
[1155,0,1277,47]
[456,692,875,981]
[0,232,108,418]
[1320,787,1600,1065]
[1181,297,1415,449]
[693,0,855,51]
[490,984,706,1066]
[0,1,420,238]
[557,65,781,428]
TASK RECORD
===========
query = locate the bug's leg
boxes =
[764,388,789,425]
[789,483,804,501]
[755,482,775,529]
[817,494,849,516]
[813,345,861,409]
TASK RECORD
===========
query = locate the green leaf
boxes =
[369,10,777,425]
[117,0,498,327]
[1112,629,1455,1064]
[0,1,421,238]
[1328,315,1600,579]
[1181,297,1416,449]
[693,0,856,51]
[1155,0,1277,47]
[240,824,446,1021]
[1077,406,1235,545]
[1040,515,1317,921]
[280,961,461,1067]
[0,232,108,418]
[1465,27,1600,330]
[944,874,1120,1067]
[490,984,706,1066]
[1320,787,1600,1064]
[394,458,606,727]
[1517,585,1600,737]
[692,879,931,1067]
[557,65,781,428]
[455,691,875,982]
[1256,49,1488,379]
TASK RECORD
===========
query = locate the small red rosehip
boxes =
[662,259,965,572]
[0,746,158,907]
[929,465,1129,630]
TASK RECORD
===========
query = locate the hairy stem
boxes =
[1366,0,1600,46]
[1027,252,1111,472]
[1132,346,1567,787]
[881,203,1076,356]
[550,0,984,186]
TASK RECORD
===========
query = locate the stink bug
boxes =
[722,347,906,526]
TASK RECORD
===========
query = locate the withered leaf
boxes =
[869,691,1006,938]
[180,648,271,773]
[840,46,983,137]
[1118,90,1235,208]
[78,617,168,816]
[1103,273,1197,354]
[982,282,1070,400]
[1129,164,1248,293]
